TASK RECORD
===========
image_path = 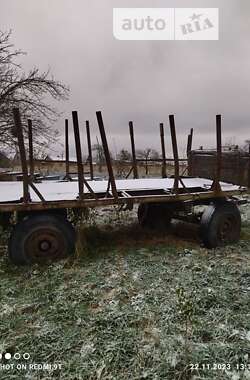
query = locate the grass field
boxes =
[0,202,250,380]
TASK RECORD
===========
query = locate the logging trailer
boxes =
[0,109,246,265]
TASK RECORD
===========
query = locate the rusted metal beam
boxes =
[160,123,167,178]
[187,128,194,176]
[187,134,192,176]
[211,115,222,192]
[28,182,45,202]
[28,119,34,181]
[186,135,191,157]
[12,108,30,203]
[86,120,94,180]
[169,115,180,192]
[186,128,193,156]
[0,188,245,213]
[248,143,250,189]
[190,128,193,150]
[65,119,70,181]
[96,111,118,200]
[129,121,138,179]
[72,111,84,199]
[135,158,187,163]
[125,166,133,179]
[187,134,191,156]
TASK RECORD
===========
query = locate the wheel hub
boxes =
[219,216,234,242]
[24,228,66,260]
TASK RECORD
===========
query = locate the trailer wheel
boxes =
[138,203,173,229]
[8,214,76,265]
[17,208,67,222]
[200,202,241,249]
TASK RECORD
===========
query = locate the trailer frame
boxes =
[0,109,247,264]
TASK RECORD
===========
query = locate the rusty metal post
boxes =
[248,143,250,189]
[169,115,180,193]
[186,128,193,156]
[186,134,191,156]
[86,120,94,180]
[96,111,118,200]
[28,119,34,181]
[160,123,167,178]
[212,115,222,192]
[187,128,193,176]
[72,111,84,199]
[12,108,30,202]
[190,128,193,150]
[65,119,70,180]
[129,121,138,179]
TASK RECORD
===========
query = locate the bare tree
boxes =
[117,149,132,162]
[0,30,69,151]
[116,149,132,178]
[136,148,159,175]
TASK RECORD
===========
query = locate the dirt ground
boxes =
[0,199,249,379]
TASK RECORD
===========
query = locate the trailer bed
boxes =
[0,177,242,204]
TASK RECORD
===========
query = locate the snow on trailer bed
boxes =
[0,177,242,203]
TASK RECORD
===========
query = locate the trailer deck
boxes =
[0,177,242,203]
[0,177,245,214]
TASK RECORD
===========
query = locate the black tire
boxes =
[8,214,76,265]
[17,208,67,222]
[200,202,241,249]
[0,212,12,230]
[138,203,173,229]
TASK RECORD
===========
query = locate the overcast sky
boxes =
[0,0,250,158]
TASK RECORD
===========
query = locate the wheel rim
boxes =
[24,227,66,261]
[218,215,236,243]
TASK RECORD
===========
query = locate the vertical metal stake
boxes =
[86,120,94,180]
[160,123,167,178]
[186,128,193,156]
[187,128,193,177]
[248,143,250,189]
[65,119,70,180]
[96,111,118,200]
[212,115,222,192]
[28,119,34,181]
[12,108,30,202]
[169,115,180,193]
[72,111,84,199]
[129,121,138,179]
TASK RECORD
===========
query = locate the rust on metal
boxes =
[248,143,250,188]
[86,120,94,180]
[129,121,138,179]
[169,115,180,192]
[12,108,30,203]
[169,115,189,192]
[187,128,194,176]
[0,188,245,214]
[160,123,167,178]
[187,135,191,157]
[125,166,133,179]
[211,115,222,192]
[72,111,84,199]
[186,128,193,156]
[65,119,71,181]
[96,111,118,200]
[28,182,45,202]
[28,119,34,181]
